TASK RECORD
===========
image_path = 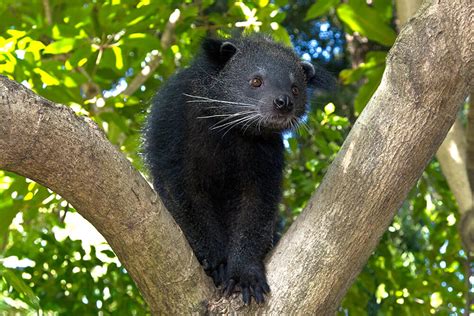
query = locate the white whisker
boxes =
[183,93,257,107]
[242,115,261,134]
[211,114,257,131]
[209,111,259,128]
[221,115,260,138]
[197,111,255,119]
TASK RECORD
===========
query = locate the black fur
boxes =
[143,35,326,304]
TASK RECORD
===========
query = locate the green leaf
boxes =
[372,0,393,23]
[111,46,123,70]
[6,29,26,39]
[69,45,93,67]
[0,199,16,245]
[0,199,19,244]
[340,51,387,85]
[339,67,365,85]
[1,268,40,310]
[271,26,292,46]
[288,138,298,152]
[33,68,60,86]
[305,0,339,20]
[101,249,116,258]
[336,3,396,46]
[43,38,76,55]
[324,103,335,115]
[126,16,145,26]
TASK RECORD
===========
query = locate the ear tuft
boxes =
[300,61,336,91]
[202,38,237,65]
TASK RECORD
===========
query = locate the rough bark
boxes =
[0,0,472,314]
[398,0,473,218]
[0,77,215,314]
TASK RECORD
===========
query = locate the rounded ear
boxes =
[301,61,316,81]
[201,38,237,65]
[300,61,336,91]
[220,42,237,62]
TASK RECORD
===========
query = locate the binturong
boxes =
[143,35,331,305]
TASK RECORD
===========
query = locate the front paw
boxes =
[223,261,270,305]
[202,258,226,286]
[196,247,227,286]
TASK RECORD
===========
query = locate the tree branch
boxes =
[0,77,215,314]
[42,0,52,26]
[436,118,472,213]
[462,94,474,252]
[466,94,474,195]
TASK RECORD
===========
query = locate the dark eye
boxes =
[250,77,263,88]
[292,86,299,96]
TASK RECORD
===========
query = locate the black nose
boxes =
[273,94,293,113]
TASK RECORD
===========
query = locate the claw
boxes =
[254,286,264,304]
[242,286,251,305]
[224,279,236,297]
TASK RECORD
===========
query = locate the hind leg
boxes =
[154,180,228,285]
[183,194,228,286]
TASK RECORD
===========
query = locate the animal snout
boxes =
[273,94,293,113]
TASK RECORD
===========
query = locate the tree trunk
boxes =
[0,0,471,314]
[397,5,473,313]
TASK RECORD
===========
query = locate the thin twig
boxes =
[42,0,52,26]
[122,10,179,96]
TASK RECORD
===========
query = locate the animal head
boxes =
[188,36,332,135]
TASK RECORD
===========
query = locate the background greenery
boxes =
[0,0,471,314]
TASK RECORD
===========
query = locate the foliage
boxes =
[339,162,468,314]
[0,0,471,314]
[305,0,394,115]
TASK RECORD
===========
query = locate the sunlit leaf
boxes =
[372,0,393,23]
[43,38,76,55]
[6,30,26,39]
[126,16,145,26]
[111,46,123,70]
[430,292,443,308]
[324,103,335,115]
[33,68,60,86]
[1,268,40,310]
[305,0,339,20]
[0,199,16,242]
[336,3,396,46]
